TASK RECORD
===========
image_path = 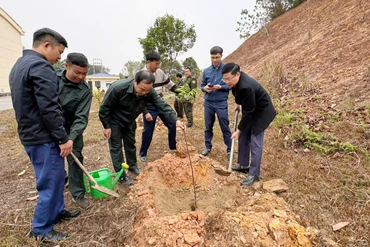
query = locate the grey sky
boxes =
[2,0,256,75]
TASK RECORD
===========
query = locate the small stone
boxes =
[232,217,240,224]
[240,235,247,244]
[263,179,289,193]
[273,209,287,218]
[332,222,350,231]
[184,232,201,245]
[148,238,156,245]
[168,218,177,225]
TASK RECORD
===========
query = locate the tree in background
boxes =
[88,64,111,75]
[236,0,306,39]
[122,60,145,78]
[139,14,197,73]
[53,59,66,70]
[182,57,201,78]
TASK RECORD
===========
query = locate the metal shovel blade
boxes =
[215,110,239,177]
[214,168,231,176]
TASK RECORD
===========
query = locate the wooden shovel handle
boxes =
[70,152,98,186]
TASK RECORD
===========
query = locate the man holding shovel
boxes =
[221,63,276,186]
[57,53,92,209]
[9,28,79,242]
[99,71,185,185]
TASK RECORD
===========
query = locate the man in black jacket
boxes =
[9,28,79,242]
[221,63,276,186]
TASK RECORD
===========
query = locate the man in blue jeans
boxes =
[9,28,80,242]
[200,46,232,158]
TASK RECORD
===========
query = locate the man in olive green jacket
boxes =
[58,53,92,209]
[99,70,185,185]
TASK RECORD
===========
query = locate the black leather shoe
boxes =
[120,175,135,186]
[55,210,80,223]
[28,230,68,242]
[128,166,140,175]
[240,175,259,186]
[231,166,249,174]
[201,149,211,156]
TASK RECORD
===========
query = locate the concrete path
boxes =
[0,96,13,111]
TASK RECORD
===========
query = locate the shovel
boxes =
[215,110,239,176]
[70,153,120,198]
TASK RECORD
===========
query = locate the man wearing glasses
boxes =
[222,63,276,186]
[200,46,232,159]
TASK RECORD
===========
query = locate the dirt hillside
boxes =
[225,0,370,103]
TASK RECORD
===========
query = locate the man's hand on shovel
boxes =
[234,104,241,113]
[231,129,241,140]
[176,120,186,130]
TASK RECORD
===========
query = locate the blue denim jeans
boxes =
[24,142,65,234]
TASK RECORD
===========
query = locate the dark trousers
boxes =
[183,101,194,124]
[109,123,137,172]
[204,100,232,152]
[238,127,265,177]
[24,142,65,235]
[140,105,176,157]
[174,99,183,119]
[66,135,85,200]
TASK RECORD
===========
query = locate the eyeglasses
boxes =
[222,75,235,83]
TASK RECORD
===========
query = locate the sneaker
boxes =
[169,149,177,154]
[74,197,91,210]
[28,230,68,242]
[128,166,140,175]
[201,148,211,156]
[140,156,148,162]
[55,210,80,224]
[120,175,135,186]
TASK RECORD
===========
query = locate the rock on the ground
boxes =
[263,179,289,193]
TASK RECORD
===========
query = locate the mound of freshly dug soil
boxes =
[124,142,321,247]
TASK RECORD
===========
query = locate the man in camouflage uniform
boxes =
[58,53,92,209]
[174,72,185,120]
[182,67,198,127]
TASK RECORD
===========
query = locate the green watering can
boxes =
[83,163,129,199]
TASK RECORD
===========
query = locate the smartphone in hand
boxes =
[207,84,214,87]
